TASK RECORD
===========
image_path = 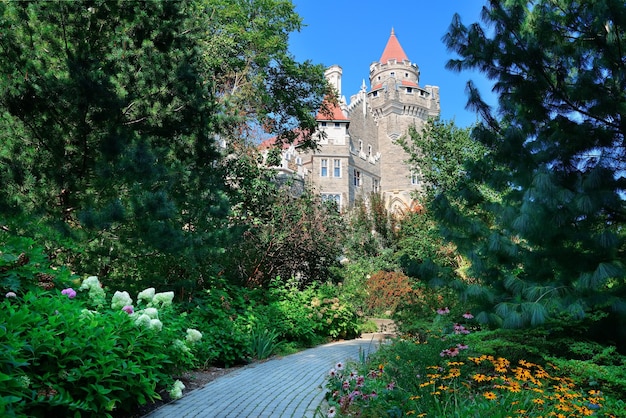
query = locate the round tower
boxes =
[366,28,440,214]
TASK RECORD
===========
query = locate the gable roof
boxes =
[379,28,409,63]
[315,98,348,121]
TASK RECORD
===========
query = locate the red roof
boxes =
[401,80,418,87]
[379,28,409,63]
[315,99,348,121]
[259,130,308,150]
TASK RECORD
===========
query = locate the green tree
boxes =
[437,0,626,331]
[397,119,485,288]
[225,186,346,288]
[0,0,327,291]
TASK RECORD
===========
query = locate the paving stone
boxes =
[143,336,386,418]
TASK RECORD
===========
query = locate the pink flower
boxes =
[122,305,134,314]
[436,307,450,315]
[328,368,337,378]
[342,380,350,390]
[457,343,469,350]
[386,382,395,390]
[335,362,344,371]
[61,288,77,299]
[5,292,17,298]
[454,323,470,334]
[463,311,474,319]
[440,347,460,357]
[349,390,361,401]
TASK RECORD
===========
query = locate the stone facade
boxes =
[268,29,440,214]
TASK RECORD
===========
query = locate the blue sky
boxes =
[288,0,496,128]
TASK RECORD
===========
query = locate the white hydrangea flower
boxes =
[173,339,191,354]
[134,313,152,328]
[137,287,156,304]
[152,291,174,307]
[149,318,163,331]
[79,309,98,321]
[143,307,159,319]
[79,276,107,306]
[111,291,133,311]
[168,380,185,399]
[186,328,202,343]
[80,276,100,291]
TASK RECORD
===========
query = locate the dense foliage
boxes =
[0,0,328,291]
[403,0,626,340]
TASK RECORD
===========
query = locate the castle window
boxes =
[358,140,363,151]
[296,157,302,165]
[373,179,379,193]
[372,91,378,97]
[411,171,419,185]
[406,87,413,93]
[321,121,327,127]
[333,159,341,177]
[321,193,341,210]
[353,169,361,187]
[368,145,372,156]
[334,122,341,128]
[390,72,395,77]
[321,159,328,177]
[405,72,409,77]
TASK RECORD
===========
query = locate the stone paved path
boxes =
[143,334,389,418]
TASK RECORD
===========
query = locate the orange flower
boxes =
[483,391,497,400]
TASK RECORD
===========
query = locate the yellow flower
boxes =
[483,391,497,400]
[533,398,545,404]
[406,411,416,416]
[472,374,488,382]
[409,395,421,400]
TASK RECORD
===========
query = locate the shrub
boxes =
[364,271,413,317]
[0,277,201,417]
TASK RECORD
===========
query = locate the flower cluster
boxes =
[186,328,203,344]
[61,288,77,299]
[168,379,185,399]
[79,276,106,306]
[325,361,391,417]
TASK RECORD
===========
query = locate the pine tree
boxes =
[438,0,626,330]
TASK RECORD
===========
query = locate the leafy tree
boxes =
[0,0,327,291]
[437,0,626,333]
[224,186,346,288]
[397,119,485,288]
[344,193,396,259]
[402,119,482,199]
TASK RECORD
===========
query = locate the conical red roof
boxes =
[379,28,409,63]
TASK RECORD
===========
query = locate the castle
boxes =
[264,29,440,214]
